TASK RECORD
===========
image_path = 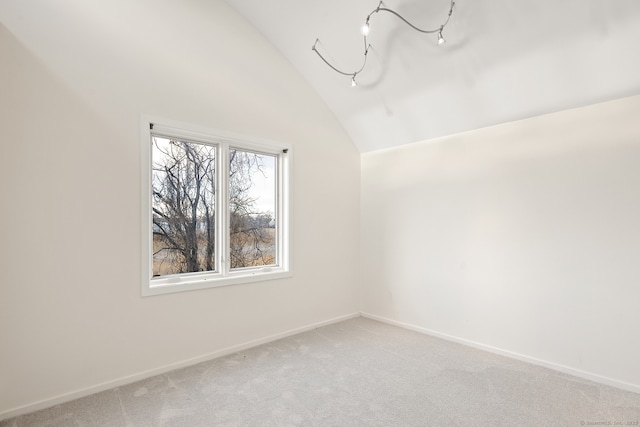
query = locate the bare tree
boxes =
[151,138,275,276]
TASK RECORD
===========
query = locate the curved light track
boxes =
[312,0,455,87]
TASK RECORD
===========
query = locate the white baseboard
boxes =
[0,312,360,422]
[360,312,640,395]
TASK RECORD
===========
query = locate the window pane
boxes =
[151,136,216,277]
[229,149,277,269]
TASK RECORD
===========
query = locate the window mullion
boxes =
[217,142,229,276]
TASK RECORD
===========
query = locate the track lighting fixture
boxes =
[312,0,455,87]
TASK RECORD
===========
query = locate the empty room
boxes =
[1,0,639,425]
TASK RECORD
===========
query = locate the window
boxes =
[141,117,291,296]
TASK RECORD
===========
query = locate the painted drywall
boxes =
[0,0,360,417]
[361,95,640,391]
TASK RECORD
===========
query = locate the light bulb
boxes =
[351,75,357,87]
[361,23,370,36]
[437,31,446,45]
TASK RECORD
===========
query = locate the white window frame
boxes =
[141,116,292,296]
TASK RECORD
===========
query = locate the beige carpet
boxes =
[2,317,639,426]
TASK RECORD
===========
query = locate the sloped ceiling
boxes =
[224,0,640,152]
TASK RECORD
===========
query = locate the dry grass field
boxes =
[153,228,276,277]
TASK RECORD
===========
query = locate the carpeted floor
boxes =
[2,317,640,426]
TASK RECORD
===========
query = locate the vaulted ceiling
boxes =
[224,0,640,152]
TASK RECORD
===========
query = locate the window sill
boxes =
[142,268,293,297]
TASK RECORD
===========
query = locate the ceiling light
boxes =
[312,0,455,86]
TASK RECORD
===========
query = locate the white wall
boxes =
[0,0,360,417]
[361,95,640,391]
